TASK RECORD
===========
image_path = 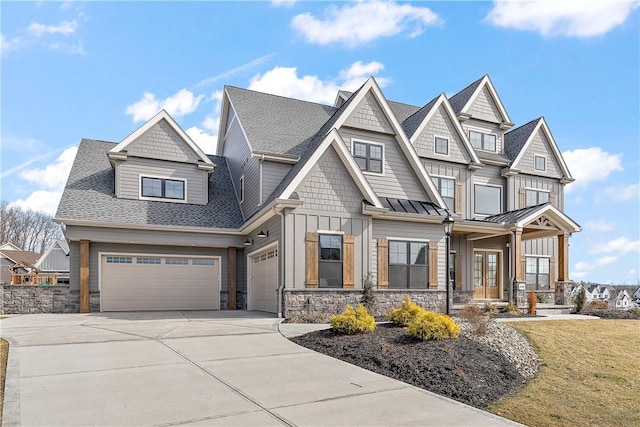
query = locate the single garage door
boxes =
[101,255,220,311]
[250,248,278,313]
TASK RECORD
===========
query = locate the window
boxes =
[165,258,188,265]
[239,175,244,203]
[106,256,132,264]
[433,177,455,210]
[388,241,428,289]
[353,141,383,174]
[526,257,550,290]
[137,257,161,264]
[469,131,496,152]
[525,189,550,207]
[192,258,215,266]
[474,184,502,215]
[141,177,185,200]
[319,234,342,288]
[534,155,546,171]
[434,137,449,155]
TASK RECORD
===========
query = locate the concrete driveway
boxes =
[1,312,522,427]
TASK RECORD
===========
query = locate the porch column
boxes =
[228,247,237,310]
[79,240,90,313]
[557,233,569,282]
[513,229,523,282]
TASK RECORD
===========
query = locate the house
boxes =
[585,284,601,301]
[0,243,40,285]
[633,287,640,301]
[615,289,630,309]
[55,75,581,315]
[34,239,70,284]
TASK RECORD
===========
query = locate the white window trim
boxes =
[316,230,345,235]
[352,139,385,176]
[138,174,187,203]
[468,128,498,153]
[534,154,547,171]
[387,237,430,243]
[434,135,449,156]
[239,175,245,203]
[473,183,503,216]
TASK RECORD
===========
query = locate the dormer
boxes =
[108,110,215,205]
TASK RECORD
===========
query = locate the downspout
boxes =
[274,207,285,318]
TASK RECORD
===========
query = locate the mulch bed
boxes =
[291,323,524,409]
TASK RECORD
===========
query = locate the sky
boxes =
[1,1,638,285]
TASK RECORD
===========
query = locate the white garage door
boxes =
[251,248,278,313]
[100,255,220,311]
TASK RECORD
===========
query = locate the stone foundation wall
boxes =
[0,285,78,314]
[554,282,572,305]
[283,289,446,318]
[220,291,248,310]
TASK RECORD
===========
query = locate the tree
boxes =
[574,287,587,313]
[0,201,63,253]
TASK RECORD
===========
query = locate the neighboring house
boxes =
[55,75,581,314]
[0,243,40,285]
[633,287,640,301]
[570,283,585,299]
[585,284,601,301]
[34,239,70,284]
[615,289,630,309]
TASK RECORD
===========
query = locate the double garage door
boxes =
[250,248,278,313]
[100,254,220,311]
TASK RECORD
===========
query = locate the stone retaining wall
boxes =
[0,285,78,314]
[283,289,446,318]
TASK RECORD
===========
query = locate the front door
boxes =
[473,251,500,299]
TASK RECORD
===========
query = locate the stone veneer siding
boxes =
[283,289,446,318]
[0,285,79,314]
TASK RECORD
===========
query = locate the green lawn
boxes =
[490,320,640,427]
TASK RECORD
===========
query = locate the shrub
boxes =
[359,272,376,313]
[387,297,426,326]
[629,308,640,318]
[574,288,587,312]
[406,311,461,341]
[330,304,375,334]
[501,301,520,315]
[588,300,609,310]
[527,290,538,315]
[460,304,490,335]
[535,292,550,304]
[483,302,497,314]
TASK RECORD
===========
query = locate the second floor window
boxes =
[319,234,342,288]
[433,176,455,210]
[469,131,496,152]
[353,141,383,174]
[534,155,546,171]
[434,137,449,155]
[141,177,185,200]
[474,184,502,215]
[525,189,550,207]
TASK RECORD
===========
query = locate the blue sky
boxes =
[1,1,638,285]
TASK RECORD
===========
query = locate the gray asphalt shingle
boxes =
[448,76,484,114]
[504,118,541,161]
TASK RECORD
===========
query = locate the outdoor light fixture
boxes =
[257,229,268,238]
[442,213,455,315]
[243,239,253,246]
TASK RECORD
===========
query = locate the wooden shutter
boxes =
[305,232,319,288]
[429,242,438,289]
[342,234,355,289]
[549,258,556,290]
[377,239,389,289]
[519,188,526,209]
[454,181,463,214]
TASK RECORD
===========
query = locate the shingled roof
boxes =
[504,118,541,161]
[448,75,484,114]
[55,139,244,229]
[401,94,440,139]
[225,86,336,157]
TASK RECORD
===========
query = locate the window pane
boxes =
[435,137,448,154]
[389,241,407,264]
[474,253,483,287]
[474,185,502,215]
[389,265,407,289]
[526,257,538,274]
[410,242,428,265]
[319,262,342,288]
[354,143,367,157]
[443,196,455,210]
[355,157,367,170]
[440,178,454,197]
[409,266,428,288]
[525,190,537,207]
[538,258,550,274]
[538,274,550,289]
[142,178,162,197]
[470,131,482,148]
[369,159,382,173]
[539,191,550,203]
[535,156,546,170]
[319,235,341,260]
[525,273,537,288]
[484,134,496,151]
[369,145,382,160]
[165,180,184,199]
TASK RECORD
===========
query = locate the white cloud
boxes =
[186,127,217,154]
[27,20,78,37]
[195,54,274,89]
[562,147,623,192]
[486,1,638,38]
[248,61,389,105]
[9,146,78,215]
[125,89,204,122]
[629,268,637,277]
[585,219,615,232]
[572,256,619,278]
[604,183,639,202]
[1,34,25,54]
[271,0,297,7]
[49,41,86,55]
[291,1,441,47]
[591,237,640,255]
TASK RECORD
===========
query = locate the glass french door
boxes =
[473,251,500,299]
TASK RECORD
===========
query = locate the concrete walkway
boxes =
[0,311,523,427]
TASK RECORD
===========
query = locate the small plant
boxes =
[535,292,550,304]
[501,301,520,315]
[460,304,491,335]
[574,287,587,313]
[527,290,538,315]
[629,308,640,318]
[587,300,609,310]
[406,311,461,341]
[483,302,497,314]
[359,272,376,313]
[387,297,426,326]
[330,304,375,334]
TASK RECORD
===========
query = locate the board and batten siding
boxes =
[413,104,472,164]
[126,120,201,163]
[507,175,563,211]
[116,157,208,205]
[466,86,503,124]
[372,220,446,290]
[461,120,504,154]
[262,160,292,203]
[343,91,394,134]
[515,130,563,179]
[338,128,430,202]
[524,237,558,258]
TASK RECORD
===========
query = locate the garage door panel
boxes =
[251,248,278,313]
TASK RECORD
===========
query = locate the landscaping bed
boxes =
[292,321,539,409]
[579,308,640,319]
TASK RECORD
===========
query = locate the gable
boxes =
[413,104,473,164]
[467,86,504,124]
[126,119,201,163]
[343,91,394,134]
[515,127,563,178]
[295,146,366,214]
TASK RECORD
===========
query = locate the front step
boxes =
[536,304,574,315]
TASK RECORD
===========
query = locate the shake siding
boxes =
[344,92,394,134]
[507,175,562,210]
[126,120,200,163]
[422,159,472,218]
[516,130,563,178]
[262,161,292,203]
[461,119,504,153]
[117,157,208,205]
[339,128,430,201]
[467,87,503,124]
[413,105,471,164]
[223,116,257,218]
